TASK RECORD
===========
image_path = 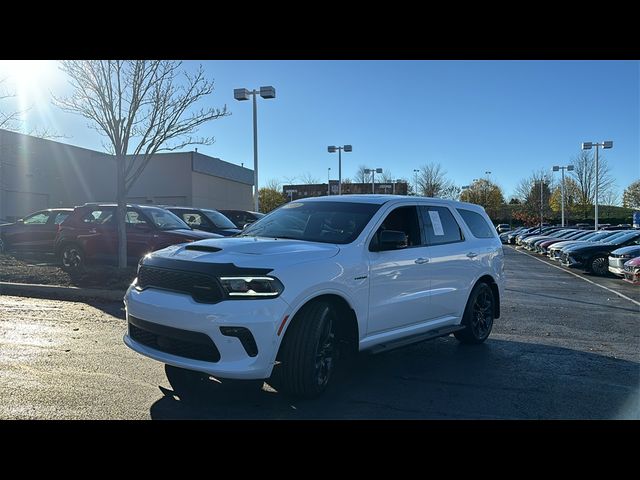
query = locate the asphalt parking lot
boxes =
[0,246,638,419]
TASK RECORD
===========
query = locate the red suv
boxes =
[55,204,220,270]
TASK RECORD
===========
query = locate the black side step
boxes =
[367,325,466,355]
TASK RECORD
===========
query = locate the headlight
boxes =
[219,276,284,298]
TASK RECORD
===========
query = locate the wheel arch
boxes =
[474,274,500,319]
[277,293,359,359]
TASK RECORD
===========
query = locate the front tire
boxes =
[271,301,338,398]
[454,282,495,344]
[60,243,85,272]
[588,255,608,276]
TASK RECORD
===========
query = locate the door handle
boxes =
[466,252,478,258]
[415,257,429,264]
[88,229,97,234]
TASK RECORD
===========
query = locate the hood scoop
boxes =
[184,245,222,253]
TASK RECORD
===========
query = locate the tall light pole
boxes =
[413,169,419,196]
[364,168,382,194]
[234,86,276,213]
[327,145,352,195]
[582,141,613,230]
[552,164,574,227]
[533,177,546,232]
[327,167,331,196]
[484,171,492,205]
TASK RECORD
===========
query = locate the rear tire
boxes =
[270,301,338,398]
[60,243,85,272]
[454,282,495,345]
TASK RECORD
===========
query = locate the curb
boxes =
[0,281,125,302]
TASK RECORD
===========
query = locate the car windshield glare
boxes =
[141,207,190,230]
[203,210,237,229]
[241,201,382,244]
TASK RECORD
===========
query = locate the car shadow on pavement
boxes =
[149,337,639,420]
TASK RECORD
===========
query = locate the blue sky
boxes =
[1,60,638,200]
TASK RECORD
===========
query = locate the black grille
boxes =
[128,315,220,362]
[137,265,224,303]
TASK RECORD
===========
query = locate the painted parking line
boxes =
[508,246,640,308]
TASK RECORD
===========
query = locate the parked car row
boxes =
[0,204,264,271]
[500,225,640,285]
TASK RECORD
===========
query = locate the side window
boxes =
[181,212,204,227]
[420,206,463,245]
[125,210,149,225]
[53,212,70,225]
[82,209,115,225]
[371,206,423,250]
[456,208,495,239]
[23,212,51,225]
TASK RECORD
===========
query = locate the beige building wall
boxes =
[0,130,254,220]
[191,171,253,210]
[125,152,192,206]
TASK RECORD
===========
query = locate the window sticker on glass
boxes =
[428,210,445,236]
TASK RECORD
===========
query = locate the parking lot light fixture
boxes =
[234,86,276,212]
[552,164,574,227]
[582,140,613,230]
[328,145,352,195]
[413,169,419,196]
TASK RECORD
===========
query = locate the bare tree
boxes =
[417,162,455,198]
[54,60,229,268]
[0,78,20,130]
[569,150,616,218]
[379,169,394,183]
[300,172,320,184]
[281,175,299,186]
[353,164,371,183]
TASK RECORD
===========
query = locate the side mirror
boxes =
[377,230,408,251]
[17,219,24,223]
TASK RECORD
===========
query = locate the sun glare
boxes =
[0,60,58,100]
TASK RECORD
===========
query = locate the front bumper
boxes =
[123,286,291,379]
[560,254,582,268]
[607,260,626,277]
[623,268,640,285]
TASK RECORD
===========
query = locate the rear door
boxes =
[77,207,117,262]
[419,205,475,322]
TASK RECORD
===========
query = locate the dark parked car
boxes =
[560,231,640,275]
[0,208,72,254]
[218,209,265,229]
[54,204,220,270]
[496,223,510,234]
[165,207,241,236]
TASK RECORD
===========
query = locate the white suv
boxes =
[124,195,505,398]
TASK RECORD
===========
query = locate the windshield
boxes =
[241,201,382,244]
[141,207,190,230]
[202,209,238,229]
[609,232,640,245]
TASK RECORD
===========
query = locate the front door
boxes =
[8,210,52,251]
[367,205,431,335]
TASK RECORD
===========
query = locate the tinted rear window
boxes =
[456,208,495,239]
